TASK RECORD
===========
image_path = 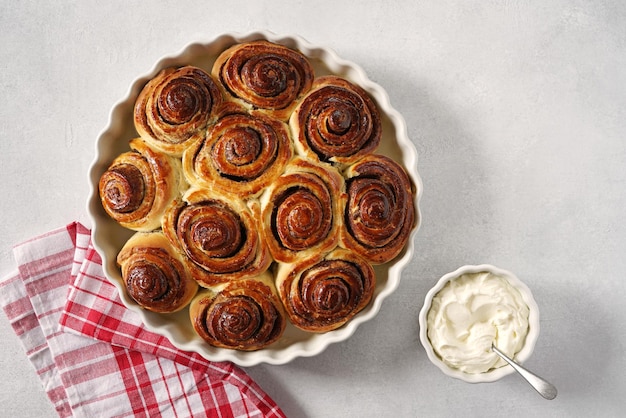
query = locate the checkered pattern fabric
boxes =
[0,222,285,418]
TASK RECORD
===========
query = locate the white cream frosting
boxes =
[426,271,530,374]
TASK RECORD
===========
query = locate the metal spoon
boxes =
[492,343,558,400]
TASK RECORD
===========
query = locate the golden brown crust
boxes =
[340,154,416,264]
[117,231,199,313]
[162,187,272,287]
[98,41,419,347]
[99,137,184,231]
[290,76,381,166]
[134,66,223,156]
[275,248,375,333]
[183,111,293,199]
[212,41,314,121]
[189,271,286,350]
[259,157,344,263]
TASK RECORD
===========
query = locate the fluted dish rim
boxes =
[87,30,423,366]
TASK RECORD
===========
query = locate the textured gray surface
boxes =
[1,1,625,416]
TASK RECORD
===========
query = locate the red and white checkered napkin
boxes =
[0,222,285,418]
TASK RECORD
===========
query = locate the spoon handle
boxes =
[492,344,558,400]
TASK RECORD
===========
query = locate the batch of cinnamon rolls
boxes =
[99,40,417,351]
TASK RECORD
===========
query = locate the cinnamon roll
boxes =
[259,157,343,263]
[163,187,272,287]
[189,271,286,351]
[99,137,184,231]
[183,111,293,199]
[212,40,314,121]
[275,248,375,333]
[117,231,198,313]
[134,66,222,156]
[341,154,416,264]
[290,76,381,165]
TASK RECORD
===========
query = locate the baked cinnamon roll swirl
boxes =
[117,231,198,313]
[212,40,314,121]
[99,137,184,231]
[341,154,416,264]
[134,66,222,156]
[290,76,381,165]
[275,248,375,333]
[189,271,286,351]
[163,187,271,287]
[183,111,293,199]
[260,157,343,263]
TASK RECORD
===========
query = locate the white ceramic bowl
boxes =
[418,264,540,383]
[87,31,422,366]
